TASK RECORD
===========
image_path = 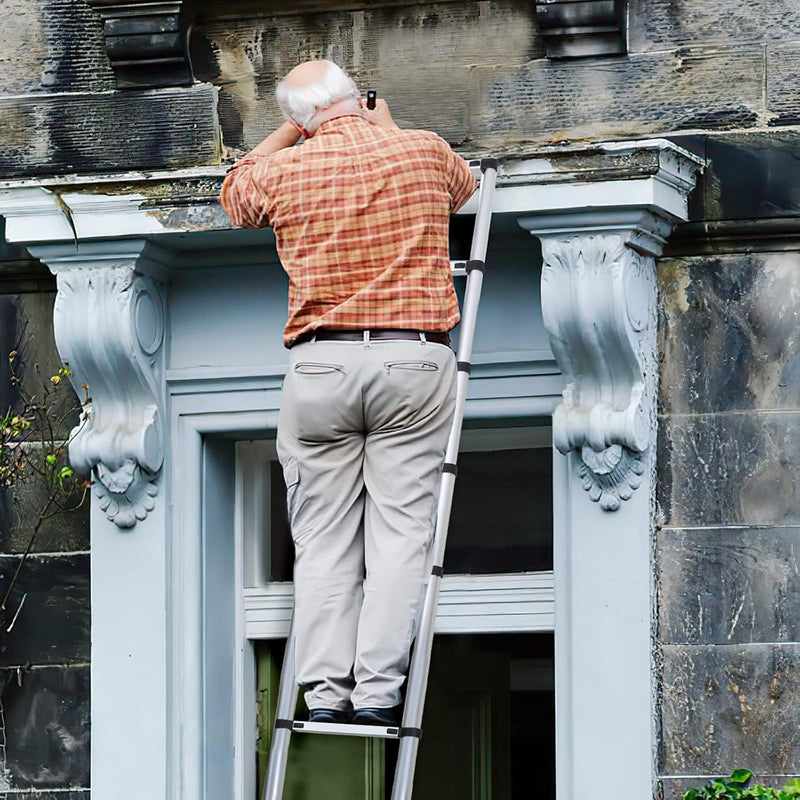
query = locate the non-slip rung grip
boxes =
[442,462,458,475]
[457,361,472,374]
[431,565,444,577]
[275,718,293,730]
[400,727,423,739]
[466,260,485,274]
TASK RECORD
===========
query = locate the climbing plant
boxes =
[0,349,90,635]
[683,771,800,800]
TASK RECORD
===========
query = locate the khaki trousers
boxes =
[277,336,456,711]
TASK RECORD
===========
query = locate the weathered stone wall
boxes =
[657,247,800,799]
[0,0,219,177]
[191,0,800,158]
[0,292,90,799]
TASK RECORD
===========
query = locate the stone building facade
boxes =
[0,2,798,799]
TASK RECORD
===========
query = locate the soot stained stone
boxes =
[659,643,800,775]
[656,527,800,645]
[0,665,89,790]
[0,483,89,555]
[0,555,89,666]
[659,252,800,414]
[657,411,800,528]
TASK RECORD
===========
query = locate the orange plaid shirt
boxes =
[219,115,476,346]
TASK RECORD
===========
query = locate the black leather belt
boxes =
[291,328,450,347]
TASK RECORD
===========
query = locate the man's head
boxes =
[276,60,361,135]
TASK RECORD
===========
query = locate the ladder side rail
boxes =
[392,161,498,800]
[262,626,300,800]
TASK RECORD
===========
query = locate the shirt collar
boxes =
[311,114,370,136]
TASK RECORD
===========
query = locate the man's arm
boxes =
[444,145,477,213]
[219,121,301,228]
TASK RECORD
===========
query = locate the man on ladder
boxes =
[220,60,476,729]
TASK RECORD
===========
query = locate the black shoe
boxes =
[308,708,351,724]
[352,707,399,726]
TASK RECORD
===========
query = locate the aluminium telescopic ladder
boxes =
[262,156,499,800]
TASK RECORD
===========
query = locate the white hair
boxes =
[276,61,360,133]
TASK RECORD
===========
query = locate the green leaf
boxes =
[58,465,74,479]
[731,771,753,786]
[45,453,57,465]
[684,790,700,800]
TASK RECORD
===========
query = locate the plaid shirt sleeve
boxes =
[444,144,477,212]
[219,154,273,229]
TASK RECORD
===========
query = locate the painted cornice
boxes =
[0,140,701,246]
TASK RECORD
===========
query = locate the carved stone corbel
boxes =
[542,228,656,510]
[28,240,168,528]
[520,209,674,510]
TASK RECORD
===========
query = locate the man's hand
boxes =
[362,97,400,131]
[250,120,303,158]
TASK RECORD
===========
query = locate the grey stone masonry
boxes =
[656,249,800,798]
[0,293,90,796]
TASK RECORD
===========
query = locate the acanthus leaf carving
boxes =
[43,249,167,529]
[539,233,657,510]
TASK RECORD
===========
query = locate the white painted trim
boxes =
[243,572,555,639]
[0,141,702,246]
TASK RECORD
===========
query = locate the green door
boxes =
[256,636,511,800]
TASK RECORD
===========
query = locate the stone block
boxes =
[0,0,113,95]
[0,554,89,666]
[657,527,800,645]
[471,46,763,150]
[0,84,219,178]
[658,411,800,528]
[0,665,89,791]
[659,643,800,775]
[629,0,766,52]
[192,1,539,152]
[767,42,800,126]
[0,482,89,555]
[658,252,800,414]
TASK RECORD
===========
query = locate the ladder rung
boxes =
[291,720,401,739]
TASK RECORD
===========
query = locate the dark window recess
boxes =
[267,446,552,581]
[256,632,555,800]
[269,461,294,582]
[446,448,552,574]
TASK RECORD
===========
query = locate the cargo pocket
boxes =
[282,457,312,542]
[384,361,439,374]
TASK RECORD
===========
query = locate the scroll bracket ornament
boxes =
[520,209,673,511]
[28,240,170,529]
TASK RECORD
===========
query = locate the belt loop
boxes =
[311,331,317,344]
[363,329,370,349]
[419,332,427,345]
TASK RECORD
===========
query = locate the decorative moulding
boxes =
[518,143,701,510]
[537,228,656,510]
[534,0,628,58]
[84,0,192,89]
[27,240,169,528]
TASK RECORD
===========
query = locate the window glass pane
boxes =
[266,438,552,580]
[446,447,552,574]
[255,633,555,800]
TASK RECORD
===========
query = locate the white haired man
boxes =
[220,60,476,726]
